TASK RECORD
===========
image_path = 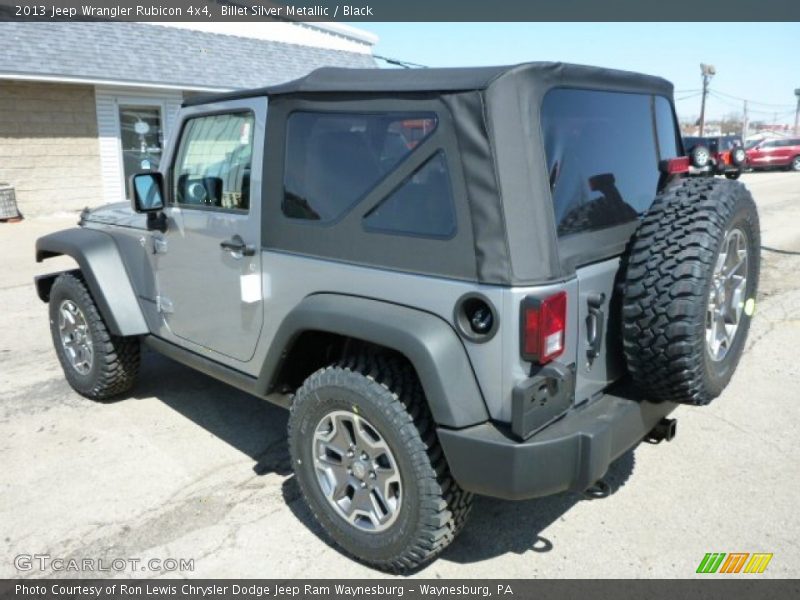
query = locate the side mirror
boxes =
[130,172,165,213]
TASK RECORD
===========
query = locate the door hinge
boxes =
[156,295,174,314]
[152,236,168,254]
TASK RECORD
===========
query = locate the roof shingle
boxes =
[0,22,376,90]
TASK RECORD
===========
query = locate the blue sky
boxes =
[353,23,800,124]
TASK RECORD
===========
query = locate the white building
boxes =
[0,22,377,215]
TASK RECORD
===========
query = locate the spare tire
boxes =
[690,144,711,168]
[622,178,760,405]
[731,146,746,166]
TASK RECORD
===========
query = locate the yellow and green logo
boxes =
[696,552,773,574]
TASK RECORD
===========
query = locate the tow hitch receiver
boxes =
[646,418,677,443]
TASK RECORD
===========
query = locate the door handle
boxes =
[220,235,255,257]
[585,292,606,365]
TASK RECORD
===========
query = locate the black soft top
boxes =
[183,62,673,106]
[185,62,679,285]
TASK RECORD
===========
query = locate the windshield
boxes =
[745,139,762,149]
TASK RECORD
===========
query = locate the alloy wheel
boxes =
[312,410,402,533]
[706,228,749,362]
[58,299,94,375]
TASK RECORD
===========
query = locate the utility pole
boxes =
[794,89,800,136]
[742,100,749,140]
[699,63,716,136]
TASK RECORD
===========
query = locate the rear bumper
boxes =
[438,393,677,500]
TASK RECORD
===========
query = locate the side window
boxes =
[541,89,660,237]
[654,96,680,159]
[172,112,254,211]
[282,111,438,222]
[363,152,456,239]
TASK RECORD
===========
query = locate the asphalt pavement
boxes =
[1,172,798,579]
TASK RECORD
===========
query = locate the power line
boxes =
[373,54,427,69]
[709,88,795,109]
[706,91,795,117]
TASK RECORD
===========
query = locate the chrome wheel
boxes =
[793,156,800,171]
[312,410,402,533]
[706,228,749,362]
[693,147,710,167]
[58,299,93,375]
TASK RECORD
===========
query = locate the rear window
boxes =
[718,137,741,151]
[683,136,704,148]
[282,111,438,222]
[542,89,675,237]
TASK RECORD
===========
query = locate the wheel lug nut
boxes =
[369,472,376,479]
[360,482,366,488]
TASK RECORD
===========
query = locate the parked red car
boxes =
[746,137,800,171]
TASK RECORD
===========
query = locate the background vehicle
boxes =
[746,138,800,171]
[683,135,746,179]
[33,63,760,573]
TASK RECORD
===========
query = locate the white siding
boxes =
[95,86,183,203]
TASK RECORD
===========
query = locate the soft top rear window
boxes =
[542,89,677,237]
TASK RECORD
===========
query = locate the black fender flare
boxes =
[35,228,148,337]
[260,293,489,429]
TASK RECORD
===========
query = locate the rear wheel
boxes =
[288,353,472,572]
[792,155,800,171]
[49,273,140,400]
[622,178,760,405]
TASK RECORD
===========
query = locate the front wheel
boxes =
[792,156,800,171]
[288,353,472,572]
[48,272,140,400]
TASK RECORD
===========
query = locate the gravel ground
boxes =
[1,172,798,579]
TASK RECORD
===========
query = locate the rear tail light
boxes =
[520,291,567,364]
[659,157,690,174]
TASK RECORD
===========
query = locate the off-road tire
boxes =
[288,353,472,573]
[622,178,760,405]
[49,272,140,400]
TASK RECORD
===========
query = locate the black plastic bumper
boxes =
[437,393,677,500]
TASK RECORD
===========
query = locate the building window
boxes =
[119,105,163,183]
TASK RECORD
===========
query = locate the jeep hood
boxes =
[81,202,147,229]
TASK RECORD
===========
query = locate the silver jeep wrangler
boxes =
[35,63,760,572]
